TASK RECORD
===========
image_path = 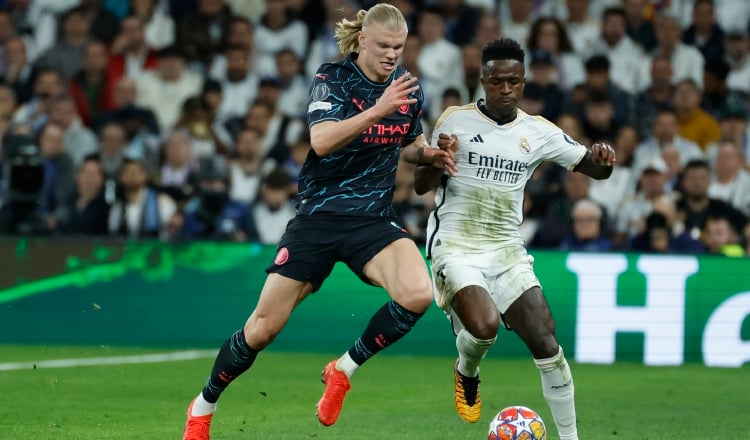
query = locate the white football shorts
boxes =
[430,244,540,334]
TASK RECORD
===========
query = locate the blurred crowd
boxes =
[0,0,748,257]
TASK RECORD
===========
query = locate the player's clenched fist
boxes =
[590,142,616,166]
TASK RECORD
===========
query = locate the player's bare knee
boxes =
[243,317,281,350]
[392,279,432,312]
[465,314,500,340]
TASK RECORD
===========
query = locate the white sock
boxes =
[336,351,359,378]
[456,329,496,377]
[190,392,217,417]
[534,346,577,440]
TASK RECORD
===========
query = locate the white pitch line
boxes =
[0,349,218,371]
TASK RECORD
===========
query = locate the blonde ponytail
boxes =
[334,4,407,54]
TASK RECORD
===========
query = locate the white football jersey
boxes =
[426,103,587,255]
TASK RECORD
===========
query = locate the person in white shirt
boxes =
[498,0,535,48]
[136,45,202,133]
[587,7,647,94]
[212,44,260,123]
[253,0,308,77]
[416,6,464,114]
[709,141,750,216]
[643,13,705,89]
[724,30,750,94]
[130,0,175,50]
[414,38,615,440]
[632,108,705,173]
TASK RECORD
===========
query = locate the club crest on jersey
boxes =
[398,95,410,114]
[274,247,290,265]
[519,137,532,154]
[312,83,330,101]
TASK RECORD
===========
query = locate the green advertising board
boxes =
[0,240,748,367]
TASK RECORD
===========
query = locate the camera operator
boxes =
[176,155,256,242]
[0,132,50,234]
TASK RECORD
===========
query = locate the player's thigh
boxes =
[452,285,500,340]
[244,273,314,349]
[362,237,432,312]
[502,286,558,358]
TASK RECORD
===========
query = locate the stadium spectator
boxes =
[209,16,256,79]
[130,0,176,50]
[701,59,745,120]
[34,7,91,82]
[48,94,99,167]
[577,55,631,126]
[724,28,750,94]
[38,123,76,230]
[523,49,565,122]
[672,78,722,150]
[96,122,129,182]
[157,129,199,205]
[305,0,353,77]
[0,10,17,72]
[417,6,464,116]
[273,49,309,118]
[624,0,657,53]
[707,99,750,168]
[578,89,620,144]
[533,170,594,249]
[69,41,109,127]
[1,37,34,104]
[76,0,120,45]
[614,156,673,246]
[439,0,481,47]
[176,0,234,69]
[587,7,647,94]
[228,127,272,205]
[0,85,17,124]
[104,15,159,110]
[632,108,704,173]
[253,0,309,77]
[703,216,745,256]
[108,158,177,239]
[629,195,705,253]
[682,0,725,65]
[211,44,260,123]
[499,0,534,48]
[11,69,63,134]
[527,17,585,91]
[676,159,748,240]
[96,77,160,139]
[708,141,750,216]
[631,55,674,139]
[589,125,639,224]
[649,13,704,89]
[230,97,306,165]
[281,131,311,188]
[250,166,296,244]
[559,198,614,252]
[472,13,501,48]
[459,42,484,103]
[174,97,227,158]
[554,0,600,55]
[178,155,254,242]
[56,155,110,235]
[136,45,203,133]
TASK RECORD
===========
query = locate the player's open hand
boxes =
[590,142,616,166]
[374,73,419,117]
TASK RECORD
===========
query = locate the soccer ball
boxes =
[488,405,546,440]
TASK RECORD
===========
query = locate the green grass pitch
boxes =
[0,345,747,439]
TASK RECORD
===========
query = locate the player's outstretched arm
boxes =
[573,142,616,180]
[412,133,458,195]
[310,73,419,156]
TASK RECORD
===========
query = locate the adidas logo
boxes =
[469,134,484,143]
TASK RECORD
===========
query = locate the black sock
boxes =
[348,300,424,365]
[201,329,259,403]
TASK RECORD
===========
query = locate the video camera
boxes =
[0,134,47,234]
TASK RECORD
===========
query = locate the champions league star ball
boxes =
[488,406,547,440]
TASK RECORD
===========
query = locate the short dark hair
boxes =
[683,158,711,172]
[585,55,610,73]
[481,38,525,66]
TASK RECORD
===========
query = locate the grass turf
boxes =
[0,345,747,439]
